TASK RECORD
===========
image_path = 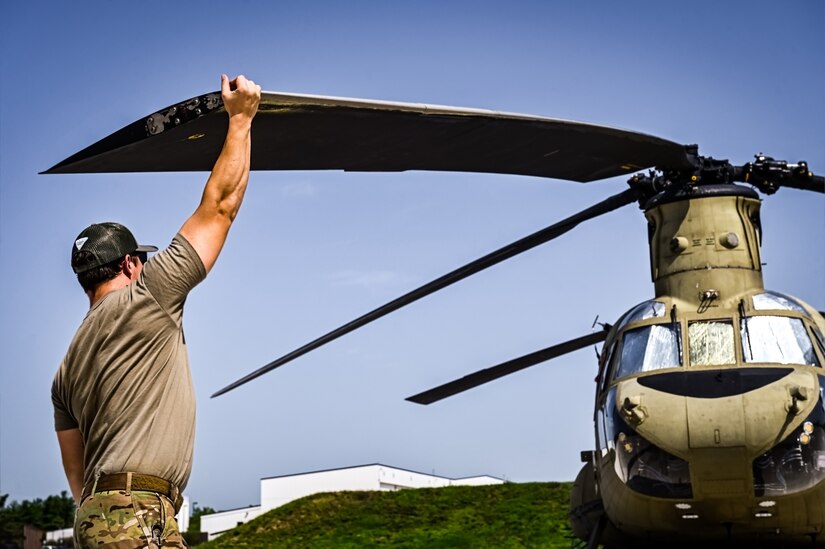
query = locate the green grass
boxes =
[202,482,576,548]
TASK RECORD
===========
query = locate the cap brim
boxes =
[136,244,158,253]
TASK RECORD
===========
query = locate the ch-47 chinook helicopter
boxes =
[46,89,824,548]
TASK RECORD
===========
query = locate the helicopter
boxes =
[45,90,825,548]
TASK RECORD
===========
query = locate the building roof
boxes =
[260,462,505,483]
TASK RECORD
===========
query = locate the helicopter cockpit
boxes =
[597,291,825,500]
[605,290,823,385]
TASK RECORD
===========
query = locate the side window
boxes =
[689,321,735,366]
[598,341,617,392]
[596,407,609,457]
[615,324,681,380]
[812,326,825,358]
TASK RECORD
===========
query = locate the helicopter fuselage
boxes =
[572,187,825,547]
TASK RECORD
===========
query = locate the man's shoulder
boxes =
[137,233,207,315]
[143,233,206,280]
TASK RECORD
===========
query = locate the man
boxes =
[52,74,261,548]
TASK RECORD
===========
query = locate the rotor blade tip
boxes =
[210,387,230,398]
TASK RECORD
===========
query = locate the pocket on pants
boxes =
[131,491,164,542]
[74,490,150,548]
[131,491,188,548]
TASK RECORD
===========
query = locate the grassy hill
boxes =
[201,481,576,548]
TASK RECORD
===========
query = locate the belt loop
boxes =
[90,475,99,497]
[170,482,180,509]
[125,472,133,496]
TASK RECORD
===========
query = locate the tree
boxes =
[0,492,75,547]
[184,503,216,546]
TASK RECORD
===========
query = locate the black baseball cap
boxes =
[71,222,158,274]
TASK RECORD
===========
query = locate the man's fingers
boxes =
[223,74,260,97]
[221,74,261,119]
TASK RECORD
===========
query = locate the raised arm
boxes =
[180,74,261,273]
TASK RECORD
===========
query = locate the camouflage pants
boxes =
[74,489,187,548]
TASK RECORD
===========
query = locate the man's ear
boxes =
[122,255,136,277]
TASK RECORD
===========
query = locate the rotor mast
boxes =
[644,189,764,308]
[628,151,822,310]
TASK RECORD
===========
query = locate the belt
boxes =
[81,472,183,513]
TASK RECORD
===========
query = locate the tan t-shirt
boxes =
[52,233,206,491]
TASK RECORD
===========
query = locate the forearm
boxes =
[199,115,253,222]
[56,428,85,504]
[64,463,84,504]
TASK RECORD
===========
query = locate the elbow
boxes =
[216,205,239,224]
[217,197,243,222]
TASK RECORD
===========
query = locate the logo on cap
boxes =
[75,237,89,251]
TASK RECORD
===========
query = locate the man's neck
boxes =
[87,275,131,308]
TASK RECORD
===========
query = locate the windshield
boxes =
[742,316,819,366]
[615,323,681,379]
[689,321,735,366]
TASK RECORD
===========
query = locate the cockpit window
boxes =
[615,323,681,379]
[814,326,825,356]
[616,300,667,331]
[689,321,735,366]
[742,316,819,366]
[752,291,808,314]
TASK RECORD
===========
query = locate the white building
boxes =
[199,505,266,541]
[45,527,73,545]
[201,463,504,540]
[177,495,190,533]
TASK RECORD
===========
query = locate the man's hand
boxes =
[221,74,261,122]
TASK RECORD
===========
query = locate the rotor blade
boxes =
[43,91,695,180]
[787,174,824,194]
[210,190,636,398]
[407,327,610,405]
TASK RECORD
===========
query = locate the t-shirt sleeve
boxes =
[139,233,207,321]
[52,370,78,431]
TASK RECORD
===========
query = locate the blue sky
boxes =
[1,1,822,511]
